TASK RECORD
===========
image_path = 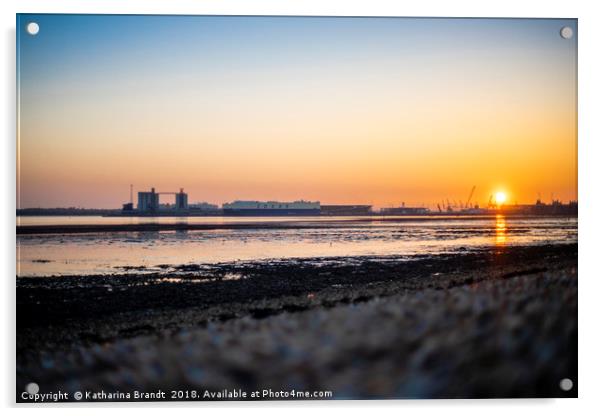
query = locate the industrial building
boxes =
[380,206,430,215]
[175,189,188,210]
[135,187,188,213]
[189,202,219,212]
[222,200,320,216]
[320,205,373,216]
[122,202,134,212]
[137,188,160,212]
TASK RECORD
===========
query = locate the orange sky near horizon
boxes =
[17,16,577,209]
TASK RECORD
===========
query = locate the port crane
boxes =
[441,186,477,212]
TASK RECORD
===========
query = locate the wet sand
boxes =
[16,243,577,400]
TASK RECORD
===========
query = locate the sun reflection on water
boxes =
[495,214,507,245]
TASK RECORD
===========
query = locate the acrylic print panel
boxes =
[16,15,577,402]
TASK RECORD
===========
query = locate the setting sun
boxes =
[495,192,508,205]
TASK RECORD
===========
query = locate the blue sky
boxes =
[17,15,577,208]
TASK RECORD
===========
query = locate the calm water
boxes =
[16,215,577,277]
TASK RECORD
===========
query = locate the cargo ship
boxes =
[222,200,320,216]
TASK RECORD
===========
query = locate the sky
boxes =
[17,15,577,209]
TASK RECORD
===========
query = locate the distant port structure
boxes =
[223,200,320,216]
[116,185,577,217]
[123,187,320,216]
[136,187,188,212]
[123,187,191,213]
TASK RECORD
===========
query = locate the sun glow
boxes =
[16,16,577,209]
[495,192,508,205]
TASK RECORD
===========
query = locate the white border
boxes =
[3,1,601,415]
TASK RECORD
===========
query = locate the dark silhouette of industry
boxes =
[113,185,578,217]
